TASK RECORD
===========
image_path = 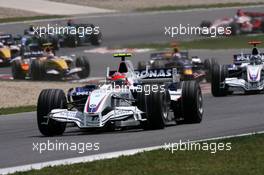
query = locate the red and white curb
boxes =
[0,130,263,175]
[84,47,154,54]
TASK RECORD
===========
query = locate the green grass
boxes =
[120,34,264,50]
[11,133,264,175]
[0,15,66,23]
[137,2,264,11]
[0,105,36,115]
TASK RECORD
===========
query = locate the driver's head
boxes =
[250,55,262,64]
[171,42,179,52]
[111,72,127,86]
[44,47,54,58]
[67,19,73,26]
[173,47,179,53]
[29,25,34,32]
[236,9,244,16]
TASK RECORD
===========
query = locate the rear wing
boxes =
[0,34,13,45]
[244,11,264,17]
[109,68,179,83]
[0,34,12,40]
[150,51,188,60]
[23,51,44,58]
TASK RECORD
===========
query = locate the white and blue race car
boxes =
[37,53,203,136]
[211,41,264,96]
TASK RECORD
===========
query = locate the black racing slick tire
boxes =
[37,89,67,136]
[181,81,203,123]
[230,23,241,35]
[138,85,170,130]
[211,63,228,97]
[91,32,102,46]
[11,60,26,80]
[203,58,214,82]
[76,56,90,79]
[31,59,45,80]
[261,19,264,33]
[200,20,212,28]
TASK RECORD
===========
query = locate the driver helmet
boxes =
[111,72,127,86]
[44,47,54,58]
[236,9,245,17]
[67,19,74,26]
[171,42,181,58]
[250,55,262,64]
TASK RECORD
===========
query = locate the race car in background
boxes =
[58,22,103,47]
[211,41,264,96]
[200,9,264,35]
[11,43,90,80]
[0,34,20,66]
[137,44,214,82]
[22,21,102,48]
[36,53,203,136]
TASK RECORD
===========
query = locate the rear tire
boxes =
[31,59,45,80]
[91,32,102,46]
[260,19,264,33]
[230,23,240,35]
[181,81,203,123]
[37,89,67,136]
[200,20,212,28]
[137,85,170,130]
[11,60,26,80]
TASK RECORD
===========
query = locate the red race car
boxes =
[200,9,264,35]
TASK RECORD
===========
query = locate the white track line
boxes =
[1,130,263,175]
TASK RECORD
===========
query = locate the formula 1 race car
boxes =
[37,53,203,136]
[200,9,264,35]
[211,41,264,96]
[0,34,20,66]
[59,23,102,47]
[138,49,213,82]
[11,45,90,80]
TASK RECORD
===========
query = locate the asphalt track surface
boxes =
[1,6,264,169]
[1,94,264,168]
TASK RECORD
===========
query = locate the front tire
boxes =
[203,58,216,82]
[76,56,90,79]
[211,63,228,97]
[181,81,203,123]
[11,60,26,80]
[37,89,67,136]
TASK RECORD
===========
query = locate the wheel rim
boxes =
[161,92,169,119]
[197,90,203,115]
